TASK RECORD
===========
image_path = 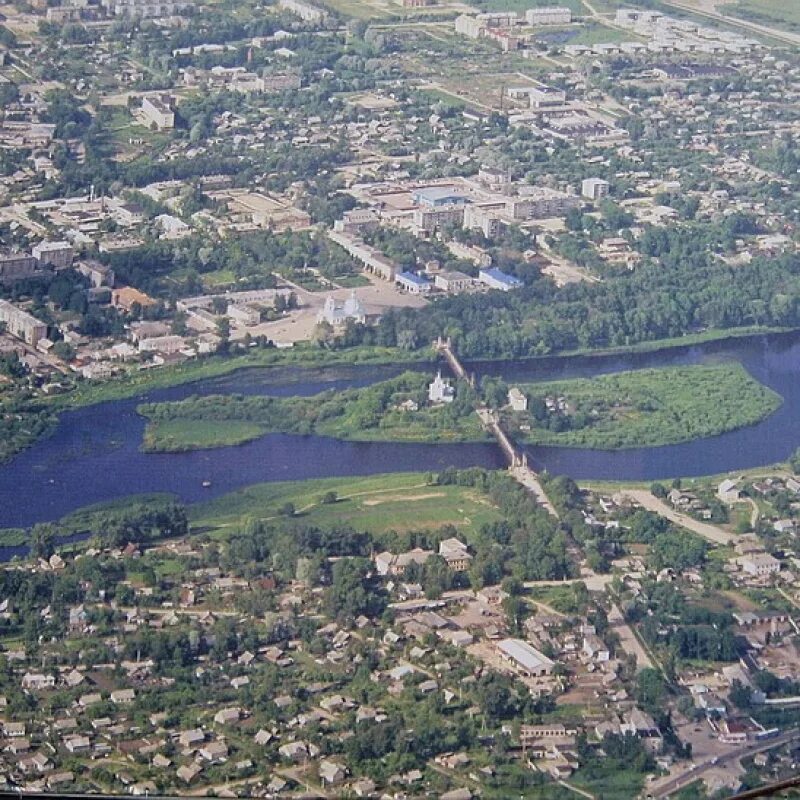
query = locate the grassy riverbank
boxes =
[506,363,781,449]
[189,472,504,534]
[139,370,486,452]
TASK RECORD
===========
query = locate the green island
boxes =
[138,371,486,452]
[499,363,781,449]
[138,362,781,453]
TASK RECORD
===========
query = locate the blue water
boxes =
[0,331,798,530]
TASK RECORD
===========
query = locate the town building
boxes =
[497,638,555,677]
[738,552,780,577]
[434,271,474,294]
[0,300,48,346]
[525,6,571,25]
[141,95,175,130]
[438,538,472,571]
[32,241,74,269]
[278,0,327,23]
[395,271,432,295]
[581,178,610,201]
[0,251,41,284]
[479,268,523,291]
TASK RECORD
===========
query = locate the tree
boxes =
[279,502,295,517]
[635,668,665,713]
[320,491,338,505]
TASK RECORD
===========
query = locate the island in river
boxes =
[137,363,781,453]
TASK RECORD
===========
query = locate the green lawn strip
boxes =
[509,363,781,449]
[188,472,503,536]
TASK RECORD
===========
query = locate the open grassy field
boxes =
[142,419,266,452]
[510,363,781,449]
[720,0,800,31]
[189,472,504,536]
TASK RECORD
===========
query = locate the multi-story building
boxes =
[32,241,74,269]
[0,251,40,285]
[278,0,327,23]
[505,187,580,220]
[582,177,610,200]
[101,0,193,17]
[0,299,48,346]
[525,6,572,25]
[141,95,175,130]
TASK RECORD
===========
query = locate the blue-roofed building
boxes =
[396,271,432,295]
[479,268,523,292]
[412,187,469,208]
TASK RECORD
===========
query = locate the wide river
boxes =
[1,331,800,529]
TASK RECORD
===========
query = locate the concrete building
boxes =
[0,251,40,284]
[278,0,327,23]
[738,553,780,578]
[525,6,571,25]
[141,95,175,130]
[438,538,472,571]
[505,188,579,220]
[434,271,474,294]
[262,72,302,92]
[101,0,193,17]
[137,335,186,354]
[581,177,610,200]
[333,209,379,236]
[32,241,74,269]
[497,638,554,677]
[77,260,115,288]
[0,299,48,346]
[428,371,455,404]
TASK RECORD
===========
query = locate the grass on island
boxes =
[138,371,487,453]
[510,363,781,450]
[142,419,267,452]
[189,472,504,536]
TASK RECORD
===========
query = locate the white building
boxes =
[319,292,366,327]
[141,95,175,130]
[525,6,571,25]
[497,638,554,677]
[0,299,48,346]
[738,553,780,577]
[428,371,455,404]
[508,387,528,412]
[581,177,610,200]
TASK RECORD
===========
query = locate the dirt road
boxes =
[614,489,734,545]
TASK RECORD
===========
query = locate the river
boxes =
[0,331,799,530]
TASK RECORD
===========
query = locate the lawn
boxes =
[189,472,504,536]
[142,419,266,452]
[508,363,781,450]
[720,0,800,31]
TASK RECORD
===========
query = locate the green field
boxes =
[508,363,781,450]
[143,419,266,451]
[721,0,800,31]
[189,472,504,535]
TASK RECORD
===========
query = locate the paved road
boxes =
[614,490,734,545]
[648,730,800,798]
